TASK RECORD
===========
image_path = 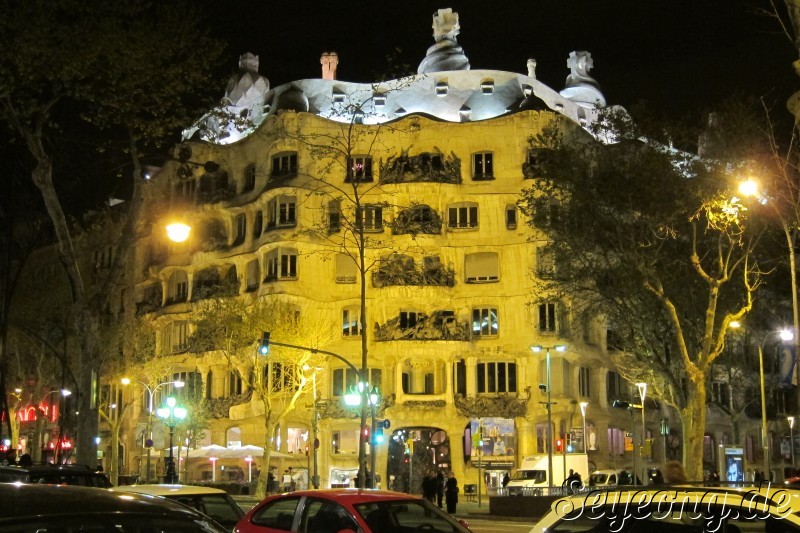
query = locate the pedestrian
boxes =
[435,470,445,508]
[564,468,581,494]
[445,471,459,514]
[422,471,435,502]
[502,471,510,489]
[282,469,292,491]
[662,460,688,484]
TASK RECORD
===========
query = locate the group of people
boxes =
[421,470,459,513]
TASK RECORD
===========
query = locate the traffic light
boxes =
[555,438,563,453]
[566,433,572,452]
[374,427,384,445]
[403,453,410,464]
[361,425,370,443]
[258,332,270,355]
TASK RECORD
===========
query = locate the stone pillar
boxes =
[465,357,477,396]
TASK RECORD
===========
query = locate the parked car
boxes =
[0,463,111,487]
[0,483,229,533]
[587,469,636,487]
[235,489,473,533]
[530,485,800,532]
[110,483,245,528]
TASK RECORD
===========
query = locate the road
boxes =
[462,517,533,533]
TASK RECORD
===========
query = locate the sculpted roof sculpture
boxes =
[184,7,612,145]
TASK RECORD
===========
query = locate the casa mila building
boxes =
[113,8,708,491]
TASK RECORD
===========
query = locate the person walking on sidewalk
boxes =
[435,470,445,509]
[444,471,459,514]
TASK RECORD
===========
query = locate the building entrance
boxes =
[387,427,450,495]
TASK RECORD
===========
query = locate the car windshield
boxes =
[354,499,470,533]
[511,470,546,482]
[589,473,608,484]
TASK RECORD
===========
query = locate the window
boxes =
[206,371,214,399]
[251,497,300,530]
[175,179,196,199]
[342,306,361,337]
[538,302,557,333]
[578,367,591,398]
[328,200,341,232]
[332,368,381,396]
[453,360,466,395]
[253,211,263,237]
[533,197,560,227]
[472,152,494,180]
[373,93,386,106]
[435,81,448,96]
[332,89,345,103]
[358,204,383,231]
[710,381,730,409]
[265,248,298,281]
[448,202,478,229]
[163,321,188,354]
[166,271,188,304]
[346,156,373,182]
[233,213,246,245]
[481,80,494,94]
[267,362,297,393]
[506,205,517,229]
[301,500,358,533]
[335,253,357,283]
[607,371,625,403]
[477,362,517,393]
[464,252,499,283]
[472,307,499,337]
[226,370,242,397]
[245,259,260,291]
[608,427,625,455]
[536,247,555,277]
[267,195,297,229]
[243,164,256,193]
[399,311,420,329]
[271,152,298,179]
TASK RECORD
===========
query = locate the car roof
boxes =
[0,463,100,472]
[263,489,422,504]
[110,484,229,497]
[0,483,213,520]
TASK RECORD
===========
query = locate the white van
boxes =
[588,469,635,487]
[506,454,588,495]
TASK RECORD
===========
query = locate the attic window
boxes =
[459,105,472,122]
[394,107,407,115]
[374,94,386,107]
[332,89,345,103]
[555,103,564,113]
[522,84,533,97]
[435,81,449,96]
[481,80,494,94]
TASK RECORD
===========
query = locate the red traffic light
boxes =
[555,439,563,452]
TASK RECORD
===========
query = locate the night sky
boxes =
[204,0,797,114]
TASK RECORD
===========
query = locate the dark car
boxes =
[0,483,229,533]
[0,463,111,487]
[110,484,245,527]
[235,489,472,533]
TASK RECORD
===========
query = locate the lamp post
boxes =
[122,378,184,483]
[636,383,647,485]
[739,179,800,417]
[660,419,670,465]
[345,381,381,489]
[579,402,588,453]
[756,329,793,481]
[369,386,380,489]
[531,344,567,491]
[156,396,187,484]
[789,416,796,471]
[40,389,71,462]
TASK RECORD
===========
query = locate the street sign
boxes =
[383,419,391,429]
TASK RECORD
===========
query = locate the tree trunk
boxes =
[257,422,276,498]
[681,379,707,481]
[110,420,121,486]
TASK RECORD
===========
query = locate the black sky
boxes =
[203,0,797,114]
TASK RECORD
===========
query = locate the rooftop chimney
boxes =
[321,52,339,80]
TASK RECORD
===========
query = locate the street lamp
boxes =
[739,179,800,415]
[122,378,185,482]
[156,396,187,484]
[531,344,567,491]
[636,383,647,485]
[166,221,191,243]
[368,386,381,489]
[756,328,793,481]
[344,382,381,488]
[789,416,796,471]
[579,402,588,453]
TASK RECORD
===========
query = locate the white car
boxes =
[530,485,800,532]
[110,484,244,528]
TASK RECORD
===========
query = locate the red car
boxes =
[234,489,472,533]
